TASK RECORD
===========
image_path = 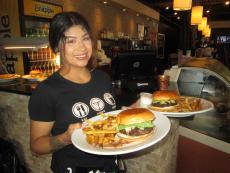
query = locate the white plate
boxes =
[150,98,214,118]
[0,74,20,83]
[71,110,171,155]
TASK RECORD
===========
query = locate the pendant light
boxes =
[205,29,211,37]
[198,17,207,31]
[173,0,192,11]
[191,6,203,25]
[202,25,210,36]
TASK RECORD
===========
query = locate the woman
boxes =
[28,11,118,173]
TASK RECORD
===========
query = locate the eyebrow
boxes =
[64,33,89,39]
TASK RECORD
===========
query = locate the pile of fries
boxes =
[82,114,130,148]
[177,97,202,112]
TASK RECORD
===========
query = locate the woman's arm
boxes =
[30,120,81,155]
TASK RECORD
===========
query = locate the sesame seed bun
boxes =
[117,108,155,125]
[152,90,179,101]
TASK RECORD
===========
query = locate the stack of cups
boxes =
[158,75,170,90]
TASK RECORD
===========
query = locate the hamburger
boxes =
[116,108,155,141]
[29,70,42,77]
[151,90,179,110]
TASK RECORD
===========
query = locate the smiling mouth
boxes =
[75,54,87,59]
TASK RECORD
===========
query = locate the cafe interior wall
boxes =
[61,0,159,40]
[0,0,159,75]
[0,0,25,75]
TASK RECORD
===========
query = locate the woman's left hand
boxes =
[64,123,82,143]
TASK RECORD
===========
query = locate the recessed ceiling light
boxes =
[122,8,126,12]
[225,1,230,5]
[206,10,210,13]
[174,12,178,15]
[165,6,170,10]
[136,13,139,17]
[177,16,181,20]
[103,1,107,4]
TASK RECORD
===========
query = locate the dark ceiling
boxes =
[138,0,230,25]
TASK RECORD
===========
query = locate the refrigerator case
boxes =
[18,0,62,74]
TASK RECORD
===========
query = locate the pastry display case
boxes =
[165,57,230,143]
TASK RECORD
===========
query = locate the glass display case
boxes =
[166,57,230,143]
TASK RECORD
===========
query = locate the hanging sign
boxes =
[23,0,62,19]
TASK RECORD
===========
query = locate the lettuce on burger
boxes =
[116,108,155,141]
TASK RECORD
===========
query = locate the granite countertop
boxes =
[0,78,37,95]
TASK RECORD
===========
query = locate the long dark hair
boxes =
[49,11,97,70]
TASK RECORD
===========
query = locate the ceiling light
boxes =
[103,1,107,4]
[202,25,211,37]
[165,6,170,10]
[174,12,178,15]
[177,16,181,20]
[198,17,207,31]
[173,0,192,11]
[225,1,230,5]
[122,8,126,12]
[191,6,203,25]
[205,29,211,37]
[0,37,49,51]
[136,13,139,17]
[206,10,210,13]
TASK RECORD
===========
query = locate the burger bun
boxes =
[152,90,179,101]
[29,70,42,77]
[117,108,155,125]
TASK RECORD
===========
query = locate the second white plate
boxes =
[150,98,214,117]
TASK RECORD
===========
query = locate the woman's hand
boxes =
[64,123,82,143]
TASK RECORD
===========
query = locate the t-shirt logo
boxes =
[90,98,105,112]
[72,102,89,118]
[104,93,116,105]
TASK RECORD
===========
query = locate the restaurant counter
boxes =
[0,79,179,173]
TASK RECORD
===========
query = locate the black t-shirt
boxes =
[28,69,117,172]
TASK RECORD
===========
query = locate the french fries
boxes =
[82,114,130,148]
[151,96,203,113]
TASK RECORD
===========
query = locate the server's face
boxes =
[61,25,92,69]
